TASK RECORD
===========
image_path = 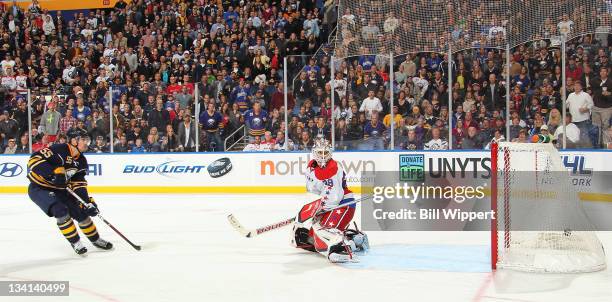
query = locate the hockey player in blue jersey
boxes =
[27,136,112,254]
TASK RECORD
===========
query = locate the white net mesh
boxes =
[335,0,610,56]
[494,142,606,273]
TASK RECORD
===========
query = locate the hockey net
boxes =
[491,142,606,273]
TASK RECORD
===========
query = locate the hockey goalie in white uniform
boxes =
[291,138,369,262]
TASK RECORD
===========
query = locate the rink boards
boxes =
[0,150,610,201]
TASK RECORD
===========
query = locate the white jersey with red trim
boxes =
[305,159,353,211]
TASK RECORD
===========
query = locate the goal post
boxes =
[490,142,606,273]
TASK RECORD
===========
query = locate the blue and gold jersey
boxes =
[27,144,89,200]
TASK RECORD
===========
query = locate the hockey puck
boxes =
[207,158,232,178]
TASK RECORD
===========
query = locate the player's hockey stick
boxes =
[66,188,142,251]
[227,195,371,238]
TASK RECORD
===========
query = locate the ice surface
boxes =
[1,194,611,302]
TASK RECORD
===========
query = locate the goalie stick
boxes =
[227,195,371,238]
[66,188,142,251]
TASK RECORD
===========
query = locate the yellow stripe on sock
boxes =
[61,224,76,235]
[84,230,98,238]
[80,224,97,235]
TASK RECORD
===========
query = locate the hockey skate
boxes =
[92,238,113,250]
[71,240,88,255]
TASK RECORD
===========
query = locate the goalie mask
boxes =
[312,138,332,167]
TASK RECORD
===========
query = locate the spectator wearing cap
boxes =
[538,124,552,141]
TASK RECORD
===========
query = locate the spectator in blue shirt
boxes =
[200,102,223,151]
[363,112,386,149]
[131,138,146,153]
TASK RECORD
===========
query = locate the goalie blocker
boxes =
[290,138,369,263]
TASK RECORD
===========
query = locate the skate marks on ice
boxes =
[340,244,491,273]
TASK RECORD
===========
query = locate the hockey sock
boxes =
[57,216,80,244]
[78,218,100,242]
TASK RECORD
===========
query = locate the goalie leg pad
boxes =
[312,227,345,254]
[312,225,357,262]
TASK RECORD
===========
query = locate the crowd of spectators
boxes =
[312,34,611,151]
[0,0,610,154]
[0,0,337,154]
